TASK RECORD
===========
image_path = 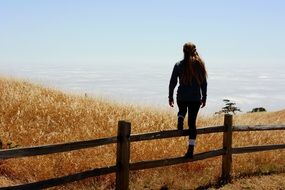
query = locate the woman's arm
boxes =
[168,64,179,106]
[201,79,207,108]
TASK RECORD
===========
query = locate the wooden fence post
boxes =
[221,114,233,183]
[116,120,131,190]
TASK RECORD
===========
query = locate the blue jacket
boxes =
[168,60,207,102]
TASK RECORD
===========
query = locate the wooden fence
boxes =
[0,114,285,190]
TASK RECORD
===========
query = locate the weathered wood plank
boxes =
[221,114,233,183]
[0,126,226,160]
[130,126,225,142]
[0,137,117,160]
[130,149,225,171]
[232,144,285,154]
[0,166,116,190]
[116,121,131,190]
[233,125,285,131]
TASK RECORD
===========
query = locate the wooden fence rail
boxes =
[0,114,285,190]
[0,137,117,160]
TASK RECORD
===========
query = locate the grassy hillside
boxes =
[0,77,284,189]
[208,173,285,190]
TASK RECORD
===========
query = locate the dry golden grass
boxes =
[0,77,284,190]
[210,173,285,190]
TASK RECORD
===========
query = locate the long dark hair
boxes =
[181,42,207,85]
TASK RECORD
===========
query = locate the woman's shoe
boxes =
[184,145,194,159]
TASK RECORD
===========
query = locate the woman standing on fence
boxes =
[168,42,207,158]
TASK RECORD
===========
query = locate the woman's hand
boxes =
[201,100,206,108]
[169,99,174,107]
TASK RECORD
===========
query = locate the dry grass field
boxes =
[209,173,285,190]
[0,77,284,189]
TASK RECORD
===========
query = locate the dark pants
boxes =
[177,100,201,140]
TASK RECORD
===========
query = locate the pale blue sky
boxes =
[1,0,285,68]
